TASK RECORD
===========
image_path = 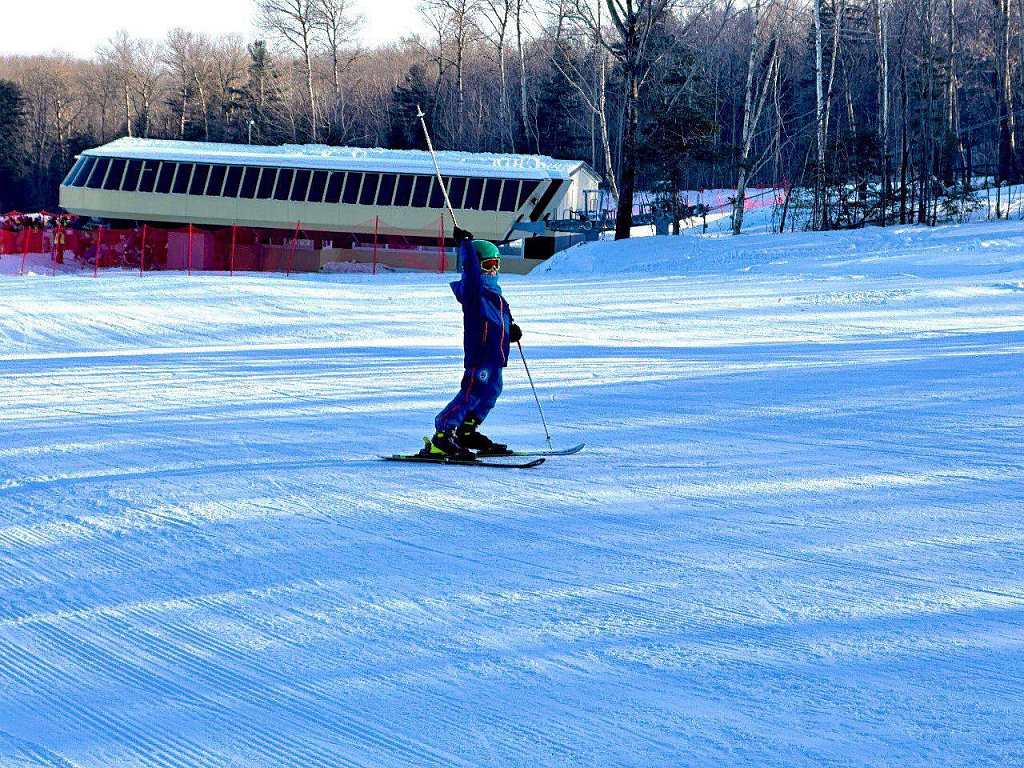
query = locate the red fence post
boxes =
[93,227,103,278]
[140,224,148,277]
[287,220,301,277]
[230,225,237,277]
[372,215,379,275]
[187,223,194,275]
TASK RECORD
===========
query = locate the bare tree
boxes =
[314,0,364,139]
[258,0,321,141]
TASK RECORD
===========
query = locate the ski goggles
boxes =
[480,255,501,272]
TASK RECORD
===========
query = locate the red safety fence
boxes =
[0,212,456,277]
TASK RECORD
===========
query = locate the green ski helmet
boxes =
[472,239,501,271]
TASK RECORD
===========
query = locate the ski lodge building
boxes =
[58,138,600,272]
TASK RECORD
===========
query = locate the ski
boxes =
[479,443,585,458]
[383,455,546,469]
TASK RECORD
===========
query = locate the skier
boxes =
[424,226,522,459]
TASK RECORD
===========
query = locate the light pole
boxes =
[248,120,256,144]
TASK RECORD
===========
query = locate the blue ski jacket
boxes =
[451,238,512,368]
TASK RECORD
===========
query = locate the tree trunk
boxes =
[614,66,639,240]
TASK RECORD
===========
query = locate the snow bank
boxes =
[535,219,1024,281]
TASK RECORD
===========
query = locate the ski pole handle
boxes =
[518,340,553,449]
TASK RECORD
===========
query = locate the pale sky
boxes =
[2,0,424,58]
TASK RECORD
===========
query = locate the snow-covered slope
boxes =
[1,222,1023,767]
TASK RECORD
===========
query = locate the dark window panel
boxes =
[290,169,312,201]
[308,170,328,202]
[257,167,278,199]
[188,164,210,195]
[428,177,451,208]
[448,177,467,208]
[342,173,362,204]
[463,178,483,210]
[85,157,111,189]
[411,176,431,207]
[273,168,293,200]
[376,174,397,206]
[138,160,159,192]
[71,157,96,187]
[172,163,194,194]
[324,171,344,203]
[205,165,227,196]
[63,156,87,186]
[156,162,177,193]
[121,159,143,191]
[239,167,259,198]
[393,175,414,206]
[499,180,520,211]
[359,173,380,205]
[517,180,541,208]
[101,158,126,190]
[482,178,502,210]
[223,165,243,197]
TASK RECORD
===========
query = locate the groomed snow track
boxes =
[1,221,1023,766]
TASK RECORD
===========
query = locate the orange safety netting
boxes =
[0,213,456,277]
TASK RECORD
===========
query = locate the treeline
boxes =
[0,0,1021,236]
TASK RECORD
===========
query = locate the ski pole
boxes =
[416,104,459,229]
[517,341,553,449]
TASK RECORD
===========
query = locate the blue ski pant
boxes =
[435,365,504,432]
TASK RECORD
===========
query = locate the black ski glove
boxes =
[509,322,523,344]
[453,226,474,242]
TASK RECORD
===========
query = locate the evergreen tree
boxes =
[0,79,27,211]
[237,41,289,145]
[387,65,434,150]
[535,52,588,160]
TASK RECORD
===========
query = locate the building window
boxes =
[482,179,502,211]
[274,168,294,200]
[411,176,431,207]
[342,173,362,204]
[100,157,126,190]
[206,165,227,196]
[393,174,414,206]
[172,163,194,194]
[428,177,451,209]
[138,160,159,193]
[463,178,483,210]
[189,164,211,195]
[448,177,467,208]
[63,156,88,186]
[239,166,260,198]
[223,165,243,197]
[324,171,344,203]
[499,180,520,211]
[291,169,312,201]
[121,159,143,191]
[257,167,278,199]
[376,174,397,206]
[359,173,380,205]
[85,157,111,189]
[308,170,328,202]
[71,156,96,187]
[517,180,540,208]
[155,162,176,193]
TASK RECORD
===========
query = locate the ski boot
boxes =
[418,429,475,461]
[456,417,512,456]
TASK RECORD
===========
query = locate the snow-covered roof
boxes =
[84,138,594,181]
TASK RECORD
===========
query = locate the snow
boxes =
[85,137,590,180]
[2,220,1024,766]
